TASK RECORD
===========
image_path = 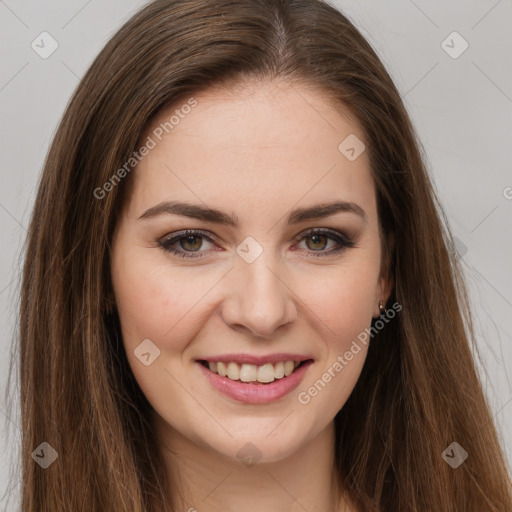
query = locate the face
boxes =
[111,79,391,464]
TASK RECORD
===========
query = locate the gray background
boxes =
[1,0,511,509]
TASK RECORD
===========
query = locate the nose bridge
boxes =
[221,244,296,337]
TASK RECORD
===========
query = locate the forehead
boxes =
[143,79,361,157]
[127,79,376,222]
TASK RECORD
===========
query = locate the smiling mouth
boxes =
[198,359,313,385]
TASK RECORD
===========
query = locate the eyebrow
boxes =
[137,199,368,226]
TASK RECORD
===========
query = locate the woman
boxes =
[11,0,512,510]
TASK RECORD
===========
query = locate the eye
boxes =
[293,228,355,258]
[158,230,216,259]
[158,228,355,259]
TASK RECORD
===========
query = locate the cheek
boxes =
[111,258,170,345]
[111,252,208,410]
[292,257,377,414]
[111,249,223,355]
[300,261,378,346]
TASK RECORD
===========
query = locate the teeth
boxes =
[284,361,295,376]
[205,360,303,383]
[239,364,257,382]
[227,362,240,380]
[274,361,284,379]
[257,364,275,383]
[217,361,227,377]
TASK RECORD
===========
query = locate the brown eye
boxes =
[304,233,330,251]
[159,230,216,259]
[179,235,203,252]
[294,228,355,258]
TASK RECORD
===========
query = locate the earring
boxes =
[379,301,387,314]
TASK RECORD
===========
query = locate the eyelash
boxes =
[158,228,356,260]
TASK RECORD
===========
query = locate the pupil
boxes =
[182,235,201,251]
[308,234,326,250]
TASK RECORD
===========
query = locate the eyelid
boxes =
[292,226,351,242]
[292,227,356,258]
[158,229,217,255]
[158,227,356,259]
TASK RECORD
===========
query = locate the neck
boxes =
[152,412,350,511]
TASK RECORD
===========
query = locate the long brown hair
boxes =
[9,0,511,510]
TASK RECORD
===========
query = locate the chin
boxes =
[201,419,314,465]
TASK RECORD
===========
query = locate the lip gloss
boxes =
[196,360,313,404]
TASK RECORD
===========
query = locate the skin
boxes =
[111,78,392,512]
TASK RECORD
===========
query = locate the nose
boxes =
[221,254,298,339]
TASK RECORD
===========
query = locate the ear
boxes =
[374,232,394,318]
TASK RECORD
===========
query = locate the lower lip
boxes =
[196,360,314,404]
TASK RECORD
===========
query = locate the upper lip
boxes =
[196,353,314,366]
